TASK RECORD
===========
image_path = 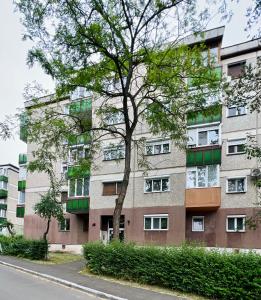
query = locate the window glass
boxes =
[209,130,219,145]
[161,218,168,229]
[210,47,218,64]
[192,217,204,231]
[144,218,151,229]
[187,170,196,188]
[146,145,153,155]
[228,145,236,154]
[145,180,152,192]
[69,179,75,197]
[237,144,245,153]
[84,178,89,196]
[237,179,245,192]
[76,178,83,196]
[228,107,237,117]
[237,218,244,231]
[153,218,160,229]
[162,178,169,191]
[163,143,170,153]
[198,131,208,146]
[153,179,161,191]
[228,179,236,192]
[154,145,161,154]
[198,167,207,187]
[208,165,218,187]
[227,218,235,231]
[227,178,245,193]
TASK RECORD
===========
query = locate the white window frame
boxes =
[0,209,6,218]
[186,165,220,189]
[145,139,171,155]
[103,145,125,161]
[144,214,169,231]
[187,125,221,148]
[18,191,25,205]
[69,177,90,198]
[226,215,246,232]
[226,105,247,118]
[226,138,246,155]
[144,176,170,193]
[69,145,89,165]
[59,218,71,232]
[0,181,7,190]
[226,177,247,193]
[192,216,205,232]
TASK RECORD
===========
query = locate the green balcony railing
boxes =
[186,147,221,167]
[16,205,25,218]
[0,217,7,224]
[0,189,7,199]
[187,105,222,126]
[0,175,8,182]
[188,66,222,87]
[18,180,26,191]
[67,166,90,179]
[66,198,89,214]
[19,154,27,165]
[0,203,7,210]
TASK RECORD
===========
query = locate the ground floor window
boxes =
[59,218,70,231]
[192,216,204,232]
[0,209,6,218]
[226,215,246,232]
[144,214,168,230]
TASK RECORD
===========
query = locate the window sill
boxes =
[226,230,245,233]
[186,186,220,189]
[227,114,247,118]
[226,191,246,194]
[144,190,170,194]
[226,152,245,156]
[145,152,171,156]
[103,158,124,161]
[59,230,70,232]
[144,229,168,231]
[192,230,204,232]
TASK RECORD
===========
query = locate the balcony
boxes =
[66,197,89,214]
[18,180,26,191]
[187,105,222,126]
[0,217,7,224]
[69,98,92,114]
[67,166,90,179]
[0,175,8,182]
[19,154,27,165]
[0,203,7,210]
[16,205,25,218]
[20,112,28,143]
[186,147,221,167]
[185,187,221,211]
[0,190,7,199]
[187,66,222,87]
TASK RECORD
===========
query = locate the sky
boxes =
[0,0,258,166]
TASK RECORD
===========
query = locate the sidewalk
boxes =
[0,255,186,300]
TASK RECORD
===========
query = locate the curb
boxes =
[0,260,127,300]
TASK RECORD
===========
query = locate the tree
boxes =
[224,58,261,227]
[16,0,222,239]
[0,220,15,236]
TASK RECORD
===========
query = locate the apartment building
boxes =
[21,26,261,250]
[0,164,23,235]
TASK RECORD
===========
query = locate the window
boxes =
[201,46,219,66]
[227,177,246,193]
[226,215,246,232]
[69,146,89,164]
[18,192,25,205]
[187,126,220,148]
[103,181,122,196]
[144,177,169,193]
[227,61,245,79]
[227,139,246,155]
[104,111,124,125]
[69,177,89,197]
[192,216,204,232]
[144,214,168,230]
[227,106,246,117]
[59,218,70,231]
[103,146,125,160]
[0,209,6,218]
[19,166,27,180]
[145,140,170,155]
[187,165,219,188]
[0,181,7,190]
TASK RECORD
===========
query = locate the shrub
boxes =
[0,235,48,260]
[83,242,261,300]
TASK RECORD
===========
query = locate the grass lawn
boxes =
[25,251,83,265]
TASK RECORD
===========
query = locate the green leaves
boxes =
[84,242,261,299]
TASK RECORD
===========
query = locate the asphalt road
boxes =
[0,264,101,300]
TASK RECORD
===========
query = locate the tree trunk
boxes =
[7,224,14,237]
[113,137,132,240]
[43,218,51,241]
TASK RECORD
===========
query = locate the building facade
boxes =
[21,27,261,250]
[0,164,23,235]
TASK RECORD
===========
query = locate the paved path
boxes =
[0,264,100,300]
[0,255,186,300]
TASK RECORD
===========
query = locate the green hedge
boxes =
[0,236,48,260]
[83,242,261,300]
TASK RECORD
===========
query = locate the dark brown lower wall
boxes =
[24,214,89,245]
[88,206,186,246]
[186,208,261,249]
